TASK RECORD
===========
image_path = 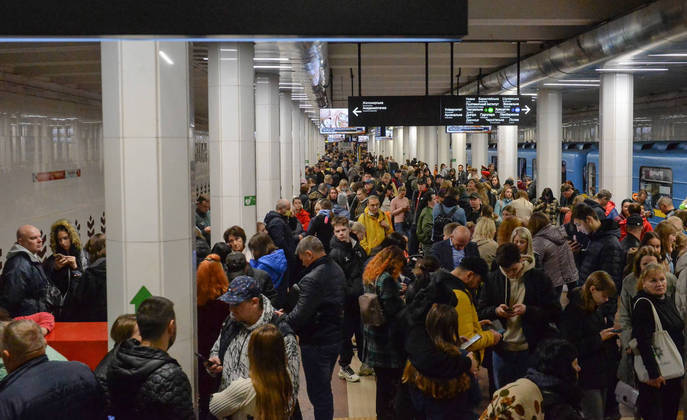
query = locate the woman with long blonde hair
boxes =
[210,324,294,420]
[362,245,407,420]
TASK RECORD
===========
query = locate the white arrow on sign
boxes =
[352,107,361,117]
[523,105,531,115]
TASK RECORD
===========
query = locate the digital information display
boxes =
[349,95,535,127]
[446,126,492,133]
[320,108,366,134]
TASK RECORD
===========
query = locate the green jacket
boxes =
[416,206,434,245]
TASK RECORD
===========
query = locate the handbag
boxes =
[359,279,386,327]
[628,297,685,382]
[614,380,639,410]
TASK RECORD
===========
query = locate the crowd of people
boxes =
[1,148,687,420]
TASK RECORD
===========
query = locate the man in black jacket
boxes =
[0,319,103,419]
[0,225,52,317]
[478,243,561,389]
[284,236,345,420]
[306,199,334,253]
[99,296,194,420]
[431,225,480,271]
[329,216,367,382]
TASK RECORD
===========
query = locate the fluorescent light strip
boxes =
[254,65,292,70]
[557,79,599,83]
[280,86,304,90]
[596,68,668,72]
[254,57,289,61]
[521,93,538,96]
[543,83,599,87]
[158,50,174,65]
[648,53,687,57]
[0,37,463,43]
[202,57,208,61]
[618,61,687,65]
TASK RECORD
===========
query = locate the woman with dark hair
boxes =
[561,272,618,420]
[403,304,478,419]
[534,188,560,226]
[77,233,107,321]
[224,225,253,262]
[248,233,288,303]
[529,212,578,296]
[210,324,295,420]
[619,198,633,221]
[631,263,684,420]
[405,256,441,305]
[488,175,501,207]
[43,219,86,321]
[196,254,230,419]
[362,246,407,420]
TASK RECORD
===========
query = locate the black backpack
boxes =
[432,204,457,242]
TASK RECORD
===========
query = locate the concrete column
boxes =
[402,126,410,163]
[536,89,563,197]
[291,104,301,190]
[408,126,418,161]
[470,133,488,170]
[438,127,450,167]
[101,41,194,378]
[451,133,467,168]
[279,93,294,198]
[600,72,633,200]
[255,74,280,221]
[427,126,438,171]
[395,126,404,164]
[417,126,426,162]
[497,126,518,182]
[209,43,256,241]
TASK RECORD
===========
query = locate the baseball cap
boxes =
[627,215,643,228]
[459,256,489,282]
[218,275,261,305]
[469,192,481,199]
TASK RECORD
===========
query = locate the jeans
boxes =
[374,367,403,420]
[492,349,529,389]
[394,222,408,239]
[408,385,476,420]
[580,388,605,420]
[301,341,341,420]
[637,377,682,420]
[339,306,363,367]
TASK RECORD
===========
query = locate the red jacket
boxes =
[618,216,653,241]
[294,208,311,230]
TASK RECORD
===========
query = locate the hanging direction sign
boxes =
[348,95,535,127]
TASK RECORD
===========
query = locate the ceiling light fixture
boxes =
[220,48,237,52]
[254,57,290,62]
[202,57,208,61]
[158,50,174,65]
[648,53,687,57]
[617,61,687,65]
[543,83,599,87]
[280,86,304,90]
[521,93,538,96]
[556,79,599,83]
[596,68,668,72]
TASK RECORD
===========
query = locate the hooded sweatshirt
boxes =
[500,255,535,351]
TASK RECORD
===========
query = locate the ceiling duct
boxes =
[458,0,687,95]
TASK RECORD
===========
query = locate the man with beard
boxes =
[97,296,194,420]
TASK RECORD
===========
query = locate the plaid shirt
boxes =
[362,272,406,368]
[534,199,561,225]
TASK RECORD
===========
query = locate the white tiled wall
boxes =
[0,92,104,268]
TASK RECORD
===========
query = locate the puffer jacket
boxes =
[284,255,345,346]
[532,224,578,288]
[250,249,287,290]
[0,243,52,317]
[0,355,102,419]
[99,339,194,420]
[329,236,367,307]
[264,211,297,260]
[577,219,624,288]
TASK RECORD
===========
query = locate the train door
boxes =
[585,162,596,196]
[561,160,567,183]
[491,155,498,167]
[532,158,537,181]
[518,158,526,180]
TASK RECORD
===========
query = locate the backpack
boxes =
[432,204,458,242]
[359,279,386,327]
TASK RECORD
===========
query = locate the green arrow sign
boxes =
[130,286,152,312]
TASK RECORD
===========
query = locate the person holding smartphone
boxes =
[43,220,85,321]
[561,271,618,420]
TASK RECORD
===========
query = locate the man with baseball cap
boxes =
[207,276,301,412]
[465,192,483,224]
[621,214,643,254]
[433,256,502,362]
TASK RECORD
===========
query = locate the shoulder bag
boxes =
[359,277,386,327]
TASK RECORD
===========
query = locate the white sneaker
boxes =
[338,365,361,382]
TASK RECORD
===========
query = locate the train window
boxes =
[585,163,596,196]
[562,160,567,183]
[518,158,526,180]
[639,166,673,206]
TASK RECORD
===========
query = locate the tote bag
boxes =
[629,297,685,382]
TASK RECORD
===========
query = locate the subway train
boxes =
[466,141,687,223]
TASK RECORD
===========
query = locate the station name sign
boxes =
[348,95,535,127]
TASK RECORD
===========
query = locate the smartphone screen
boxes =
[460,334,482,350]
